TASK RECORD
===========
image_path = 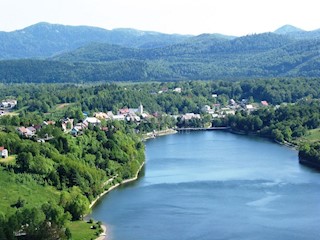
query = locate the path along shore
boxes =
[92,162,145,239]
[143,128,177,140]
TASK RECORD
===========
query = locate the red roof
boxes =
[119,108,129,114]
[261,101,269,106]
[18,127,27,133]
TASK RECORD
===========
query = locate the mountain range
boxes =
[0,22,320,82]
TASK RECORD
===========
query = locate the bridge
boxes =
[175,127,230,131]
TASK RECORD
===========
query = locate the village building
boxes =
[141,113,149,119]
[0,147,8,158]
[94,112,109,120]
[118,108,130,115]
[201,105,215,114]
[126,114,141,122]
[113,115,126,121]
[0,99,17,109]
[229,99,236,106]
[70,127,80,136]
[181,113,201,121]
[128,104,144,116]
[107,111,114,118]
[74,122,88,131]
[83,117,101,126]
[245,104,255,113]
[17,127,27,136]
[221,108,236,115]
[43,120,56,126]
[173,87,182,93]
[261,101,269,106]
[61,118,74,132]
[17,126,35,137]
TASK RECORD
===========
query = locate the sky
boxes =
[0,0,319,36]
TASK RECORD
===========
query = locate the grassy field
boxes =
[0,154,16,164]
[0,166,60,216]
[0,166,99,239]
[68,221,101,240]
[44,103,75,119]
[296,128,320,144]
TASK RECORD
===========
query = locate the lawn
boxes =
[297,128,320,144]
[55,103,73,110]
[0,167,60,216]
[44,103,75,119]
[68,220,101,240]
[0,154,16,164]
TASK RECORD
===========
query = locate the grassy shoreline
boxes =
[87,161,145,240]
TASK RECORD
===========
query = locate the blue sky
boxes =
[0,0,319,36]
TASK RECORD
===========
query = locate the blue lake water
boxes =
[90,131,320,240]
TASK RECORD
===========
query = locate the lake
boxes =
[90,131,320,240]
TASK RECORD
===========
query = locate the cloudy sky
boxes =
[0,0,319,36]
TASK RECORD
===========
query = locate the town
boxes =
[8,91,271,146]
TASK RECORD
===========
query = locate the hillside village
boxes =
[12,91,271,143]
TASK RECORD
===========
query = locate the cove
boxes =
[89,131,320,240]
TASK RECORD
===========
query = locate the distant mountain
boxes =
[274,25,305,34]
[0,23,320,83]
[1,22,320,60]
[274,24,320,40]
[0,22,190,59]
[54,32,294,62]
[1,31,320,83]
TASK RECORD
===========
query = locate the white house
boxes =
[113,115,125,121]
[83,117,101,126]
[182,113,201,121]
[0,99,17,109]
[245,104,254,111]
[173,87,182,93]
[0,147,8,158]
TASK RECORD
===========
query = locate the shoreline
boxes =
[95,224,107,240]
[91,161,145,240]
[90,161,145,209]
[143,128,177,140]
[229,128,299,150]
[299,158,320,171]
[91,130,174,239]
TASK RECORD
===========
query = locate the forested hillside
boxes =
[0,33,320,83]
[0,23,320,83]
